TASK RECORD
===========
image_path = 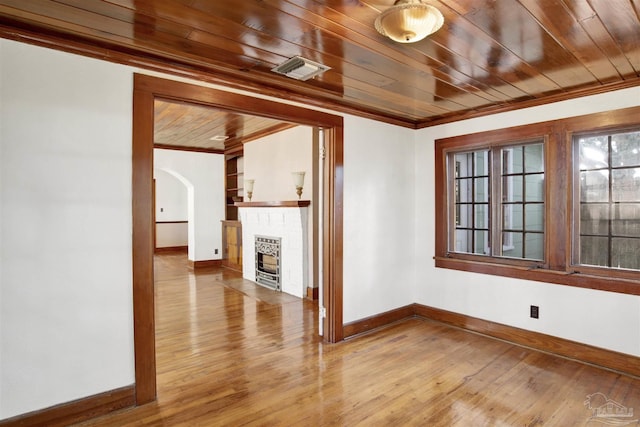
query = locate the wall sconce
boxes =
[292,172,305,199]
[244,179,255,201]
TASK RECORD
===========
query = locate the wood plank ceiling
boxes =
[0,0,639,130]
[154,99,296,152]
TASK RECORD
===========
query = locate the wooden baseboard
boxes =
[343,305,415,338]
[188,259,223,269]
[306,287,319,300]
[221,260,243,272]
[343,303,640,378]
[0,385,135,427]
[154,245,187,253]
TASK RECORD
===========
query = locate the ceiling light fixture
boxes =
[209,135,229,141]
[374,0,444,43]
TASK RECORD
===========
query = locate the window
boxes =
[452,150,490,255]
[435,106,640,296]
[574,130,640,271]
[450,142,545,261]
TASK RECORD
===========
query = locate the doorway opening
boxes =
[132,73,344,404]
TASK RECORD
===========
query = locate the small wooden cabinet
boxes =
[222,220,242,271]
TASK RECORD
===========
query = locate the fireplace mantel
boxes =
[235,200,310,208]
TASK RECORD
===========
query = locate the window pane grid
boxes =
[450,141,544,260]
[578,131,640,270]
[501,143,545,260]
[453,151,490,255]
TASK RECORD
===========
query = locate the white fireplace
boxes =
[238,202,309,298]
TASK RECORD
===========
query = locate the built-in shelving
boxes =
[225,154,243,220]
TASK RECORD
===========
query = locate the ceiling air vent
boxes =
[271,56,330,81]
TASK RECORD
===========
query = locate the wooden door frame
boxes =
[132,73,344,404]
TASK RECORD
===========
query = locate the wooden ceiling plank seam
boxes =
[559,0,636,78]
[516,0,623,84]
[186,0,501,105]
[94,0,517,110]
[92,0,468,113]
[275,0,520,104]
[436,0,566,93]
[153,99,300,150]
[338,0,533,101]
[298,0,525,100]
[97,0,302,68]
[344,80,453,117]
[587,0,640,74]
[451,0,596,91]
[0,3,276,74]
[415,0,563,95]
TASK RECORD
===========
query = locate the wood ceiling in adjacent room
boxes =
[153,99,295,152]
[0,1,639,128]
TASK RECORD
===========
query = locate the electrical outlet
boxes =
[214,249,218,255]
[530,305,539,319]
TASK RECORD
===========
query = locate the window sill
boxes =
[434,256,640,296]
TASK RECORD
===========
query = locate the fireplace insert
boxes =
[255,236,281,291]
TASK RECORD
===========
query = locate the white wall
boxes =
[243,125,313,202]
[415,87,640,357]
[155,168,188,248]
[343,116,416,323]
[0,40,135,418]
[155,222,188,248]
[155,168,188,221]
[154,149,224,261]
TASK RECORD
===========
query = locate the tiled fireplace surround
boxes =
[238,202,309,299]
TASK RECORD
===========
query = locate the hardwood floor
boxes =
[78,251,640,426]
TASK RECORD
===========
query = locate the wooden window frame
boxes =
[435,106,640,296]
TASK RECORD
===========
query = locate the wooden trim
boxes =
[434,107,640,296]
[154,245,188,253]
[342,303,640,378]
[241,123,297,145]
[153,143,224,154]
[343,305,415,338]
[132,74,344,412]
[155,220,188,224]
[132,84,157,405]
[413,304,640,378]
[189,259,223,269]
[417,77,640,129]
[0,385,134,427]
[434,257,640,296]
[221,261,243,272]
[324,126,344,343]
[306,286,319,301]
[235,200,311,208]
